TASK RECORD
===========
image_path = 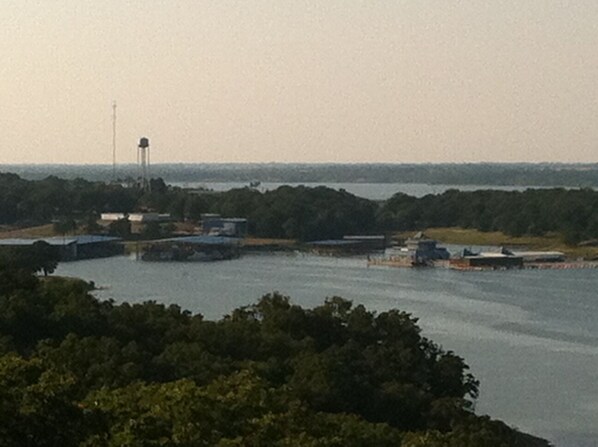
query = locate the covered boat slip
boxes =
[142,235,241,262]
[0,235,123,261]
[307,235,387,255]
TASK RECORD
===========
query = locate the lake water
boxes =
[56,253,598,447]
[171,181,548,200]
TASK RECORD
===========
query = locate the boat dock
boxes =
[523,261,598,270]
[369,257,598,271]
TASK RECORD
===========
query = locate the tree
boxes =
[140,221,162,239]
[30,240,59,276]
[0,354,87,446]
[0,241,59,276]
[83,214,102,234]
[108,218,131,239]
[53,217,77,235]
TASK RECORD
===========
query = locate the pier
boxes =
[368,258,598,271]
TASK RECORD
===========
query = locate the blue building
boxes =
[201,214,248,238]
[403,232,450,265]
[0,235,123,261]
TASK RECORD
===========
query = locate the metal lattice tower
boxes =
[112,101,117,182]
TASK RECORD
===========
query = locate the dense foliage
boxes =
[0,173,141,225]
[379,188,598,244]
[0,242,61,280]
[207,186,377,240]
[4,171,598,244]
[0,263,550,446]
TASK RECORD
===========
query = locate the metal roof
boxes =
[73,235,122,245]
[308,239,362,246]
[0,235,121,247]
[0,237,77,246]
[464,252,523,259]
[511,251,565,257]
[343,235,385,240]
[157,235,241,245]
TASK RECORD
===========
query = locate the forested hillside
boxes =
[0,258,549,446]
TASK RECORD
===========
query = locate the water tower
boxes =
[137,137,150,191]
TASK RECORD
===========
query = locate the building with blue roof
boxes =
[0,235,123,261]
[308,236,386,254]
[142,235,241,262]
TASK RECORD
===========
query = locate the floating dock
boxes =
[523,261,598,270]
[369,258,598,271]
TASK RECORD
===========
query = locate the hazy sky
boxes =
[1,1,597,164]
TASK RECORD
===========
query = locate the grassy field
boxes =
[399,227,598,260]
[0,224,58,238]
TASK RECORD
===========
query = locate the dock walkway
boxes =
[368,257,598,271]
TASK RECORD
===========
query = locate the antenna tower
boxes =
[112,101,117,182]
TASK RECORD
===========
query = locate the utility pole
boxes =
[112,101,117,182]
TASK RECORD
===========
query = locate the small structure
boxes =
[0,235,123,261]
[511,251,565,263]
[343,235,386,250]
[128,213,171,223]
[450,247,523,270]
[142,235,241,262]
[101,213,171,223]
[370,232,449,267]
[0,237,76,261]
[221,218,248,237]
[200,214,222,233]
[101,213,126,221]
[450,254,523,270]
[73,235,124,259]
[402,232,450,265]
[200,214,247,238]
[308,235,386,255]
[308,239,364,255]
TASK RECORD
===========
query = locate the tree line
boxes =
[379,188,598,244]
[0,261,549,446]
[2,172,598,244]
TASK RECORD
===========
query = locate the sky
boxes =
[1,0,597,164]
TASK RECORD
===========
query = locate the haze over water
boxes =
[57,253,598,447]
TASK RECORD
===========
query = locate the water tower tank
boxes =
[139,137,150,148]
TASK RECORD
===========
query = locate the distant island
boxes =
[4,162,598,187]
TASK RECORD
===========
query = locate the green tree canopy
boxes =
[0,263,551,446]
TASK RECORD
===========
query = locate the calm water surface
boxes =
[56,254,598,447]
